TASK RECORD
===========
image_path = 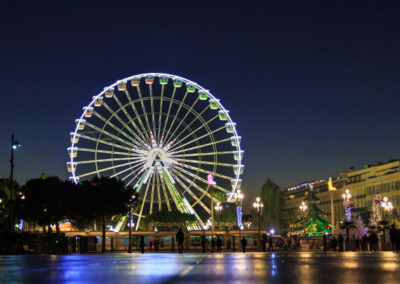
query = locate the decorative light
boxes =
[381,197,393,213]
[342,189,351,201]
[299,201,308,212]
[253,197,263,212]
[215,202,223,214]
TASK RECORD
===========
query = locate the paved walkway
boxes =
[1,252,400,283]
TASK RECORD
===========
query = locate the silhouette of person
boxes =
[176,228,185,253]
[241,237,247,253]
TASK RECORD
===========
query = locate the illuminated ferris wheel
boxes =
[67,73,244,229]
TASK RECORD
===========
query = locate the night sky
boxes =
[2,1,400,207]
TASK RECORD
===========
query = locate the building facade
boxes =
[283,160,400,227]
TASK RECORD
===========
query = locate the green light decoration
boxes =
[289,190,332,237]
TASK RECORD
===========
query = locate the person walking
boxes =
[211,237,216,253]
[140,236,145,254]
[216,237,222,253]
[201,235,206,253]
[389,224,397,253]
[176,228,185,254]
[370,232,379,252]
[331,236,338,251]
[338,234,344,252]
[268,236,273,252]
[241,237,247,253]
[262,234,268,252]
[323,234,327,252]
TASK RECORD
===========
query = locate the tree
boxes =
[82,177,134,253]
[258,179,284,231]
[140,210,196,230]
[19,176,68,234]
[289,190,332,236]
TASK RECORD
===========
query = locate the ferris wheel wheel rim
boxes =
[68,72,243,199]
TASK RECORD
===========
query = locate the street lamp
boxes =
[342,189,352,222]
[253,197,263,251]
[9,134,21,232]
[327,177,337,235]
[381,197,393,216]
[299,201,308,213]
[128,194,137,253]
[214,203,223,230]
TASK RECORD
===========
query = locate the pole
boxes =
[330,191,335,235]
[211,186,214,235]
[258,210,261,251]
[9,134,15,232]
[128,207,132,253]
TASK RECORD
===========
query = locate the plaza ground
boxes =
[1,252,400,283]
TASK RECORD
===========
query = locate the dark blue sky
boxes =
[1,1,400,205]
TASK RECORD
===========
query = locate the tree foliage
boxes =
[255,178,284,231]
[140,210,196,230]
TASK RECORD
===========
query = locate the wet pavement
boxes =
[1,252,400,283]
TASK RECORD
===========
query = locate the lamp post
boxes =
[207,172,217,235]
[299,201,308,215]
[328,177,337,235]
[381,196,393,220]
[253,197,263,251]
[235,190,244,244]
[128,194,137,253]
[214,202,223,230]
[9,134,21,232]
[342,189,352,222]
[380,196,393,243]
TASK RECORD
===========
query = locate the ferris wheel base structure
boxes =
[67,73,244,230]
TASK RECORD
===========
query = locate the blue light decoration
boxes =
[236,205,243,229]
[345,207,352,222]
[18,219,23,230]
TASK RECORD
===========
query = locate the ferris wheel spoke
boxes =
[149,84,158,143]
[163,96,199,147]
[172,104,210,142]
[108,95,150,145]
[77,147,141,157]
[149,173,156,214]
[124,165,149,187]
[171,138,231,154]
[170,150,233,158]
[135,174,153,231]
[173,161,234,181]
[92,110,146,151]
[171,168,218,214]
[160,180,172,211]
[171,125,226,152]
[123,89,152,144]
[155,172,162,212]
[172,164,230,194]
[157,85,165,142]
[169,170,211,214]
[85,121,140,149]
[111,160,146,179]
[163,91,188,146]
[102,101,141,141]
[160,87,177,143]
[78,134,133,152]
[135,85,153,139]
[174,157,234,167]
[76,156,145,165]
[76,160,140,179]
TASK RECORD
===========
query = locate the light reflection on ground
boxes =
[0,252,399,283]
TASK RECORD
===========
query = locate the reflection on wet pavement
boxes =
[0,252,399,283]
